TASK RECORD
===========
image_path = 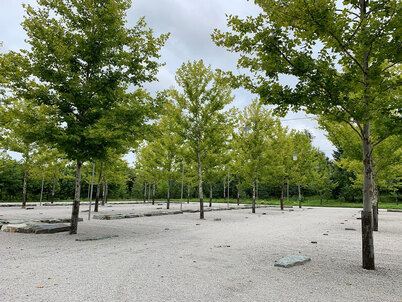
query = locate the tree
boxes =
[169,60,234,219]
[1,0,168,233]
[265,122,293,210]
[0,155,22,201]
[0,99,40,207]
[233,99,275,213]
[309,151,336,206]
[213,0,400,270]
[29,147,70,204]
[290,131,318,208]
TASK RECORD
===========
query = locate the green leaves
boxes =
[2,0,168,163]
[213,0,400,129]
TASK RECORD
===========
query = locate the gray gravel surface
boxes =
[0,203,401,302]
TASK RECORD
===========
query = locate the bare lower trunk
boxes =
[101,178,106,206]
[104,179,108,204]
[187,184,190,203]
[94,163,103,212]
[280,180,284,210]
[252,179,256,214]
[298,184,302,208]
[362,123,375,270]
[223,179,226,199]
[51,176,56,204]
[22,170,28,208]
[237,181,240,206]
[197,152,204,219]
[143,182,147,203]
[70,160,82,234]
[152,183,155,205]
[209,183,213,207]
[167,179,171,209]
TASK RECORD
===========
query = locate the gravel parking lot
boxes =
[1,202,401,302]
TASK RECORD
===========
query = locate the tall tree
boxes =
[265,122,293,210]
[233,99,275,213]
[290,131,317,208]
[213,0,400,270]
[1,0,168,233]
[169,60,233,219]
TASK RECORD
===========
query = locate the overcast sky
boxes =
[0,0,336,160]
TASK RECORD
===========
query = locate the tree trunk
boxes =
[252,179,256,214]
[94,162,103,213]
[209,183,213,207]
[223,179,226,199]
[280,180,284,210]
[187,184,190,203]
[362,123,375,270]
[101,178,106,206]
[22,170,28,208]
[51,176,56,204]
[298,184,302,208]
[167,179,171,209]
[143,182,147,203]
[152,183,155,205]
[148,183,151,200]
[197,150,204,219]
[70,160,82,234]
[237,181,240,206]
[103,178,108,204]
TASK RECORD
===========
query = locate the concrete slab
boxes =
[76,235,119,241]
[31,223,70,234]
[274,254,311,268]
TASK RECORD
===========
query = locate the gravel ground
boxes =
[0,202,401,302]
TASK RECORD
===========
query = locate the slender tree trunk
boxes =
[280,180,284,210]
[197,150,204,219]
[227,169,230,205]
[298,184,302,208]
[187,184,190,203]
[223,179,226,199]
[105,179,108,203]
[101,178,106,206]
[94,162,103,212]
[143,182,147,203]
[209,183,213,207]
[237,181,240,206]
[39,167,45,206]
[148,183,151,201]
[70,160,82,234]
[359,0,375,270]
[22,170,28,208]
[362,123,375,270]
[51,176,56,204]
[152,183,155,205]
[252,179,256,214]
[167,179,171,209]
